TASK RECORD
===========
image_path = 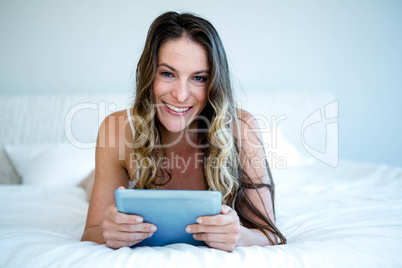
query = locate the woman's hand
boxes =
[101,187,157,249]
[186,205,241,252]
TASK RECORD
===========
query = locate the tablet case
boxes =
[114,189,222,247]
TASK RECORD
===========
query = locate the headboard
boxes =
[0,93,133,184]
[0,91,336,184]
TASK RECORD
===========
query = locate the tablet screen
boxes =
[115,189,222,247]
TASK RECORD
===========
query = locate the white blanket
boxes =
[1,161,402,268]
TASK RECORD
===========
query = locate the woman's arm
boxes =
[186,109,278,251]
[81,112,157,248]
[235,109,279,245]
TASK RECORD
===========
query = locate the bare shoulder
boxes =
[96,109,134,170]
[235,108,269,183]
[234,108,263,142]
[97,109,133,147]
[236,108,252,120]
[99,109,129,133]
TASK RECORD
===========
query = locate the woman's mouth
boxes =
[164,102,192,114]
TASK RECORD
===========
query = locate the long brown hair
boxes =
[130,11,286,245]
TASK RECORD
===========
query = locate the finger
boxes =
[112,212,144,225]
[107,205,144,224]
[196,209,238,226]
[118,186,125,189]
[103,219,154,234]
[105,231,154,247]
[186,223,240,234]
[221,205,232,214]
[107,236,150,249]
[192,232,238,244]
[186,224,225,234]
[106,240,135,249]
[117,223,157,233]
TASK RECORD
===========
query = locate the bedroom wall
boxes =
[0,0,401,167]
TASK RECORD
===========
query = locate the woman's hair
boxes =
[130,11,286,245]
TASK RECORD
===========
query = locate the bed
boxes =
[1,92,401,268]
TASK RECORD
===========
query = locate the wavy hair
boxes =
[130,11,286,245]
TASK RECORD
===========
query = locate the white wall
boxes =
[1,0,401,166]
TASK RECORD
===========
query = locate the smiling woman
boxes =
[81,11,286,252]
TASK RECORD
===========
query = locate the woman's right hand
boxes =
[101,188,157,249]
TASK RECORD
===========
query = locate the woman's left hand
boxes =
[186,205,241,252]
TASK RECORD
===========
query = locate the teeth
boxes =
[165,103,190,113]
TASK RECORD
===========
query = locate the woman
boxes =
[81,11,286,252]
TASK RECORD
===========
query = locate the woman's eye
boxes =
[161,72,173,78]
[194,76,207,83]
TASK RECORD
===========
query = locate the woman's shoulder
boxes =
[97,108,135,172]
[98,108,134,145]
[235,108,261,134]
[99,109,127,130]
[102,108,130,121]
[234,108,264,149]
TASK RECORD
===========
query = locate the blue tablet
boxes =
[114,189,222,247]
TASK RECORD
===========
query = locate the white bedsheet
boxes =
[1,161,402,268]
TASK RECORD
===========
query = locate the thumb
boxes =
[221,205,232,214]
[118,186,125,190]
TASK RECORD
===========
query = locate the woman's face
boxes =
[153,36,209,134]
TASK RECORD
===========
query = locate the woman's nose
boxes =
[172,80,190,103]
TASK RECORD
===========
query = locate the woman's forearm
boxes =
[236,226,277,247]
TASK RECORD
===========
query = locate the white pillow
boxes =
[260,129,315,170]
[5,143,95,186]
[4,134,309,186]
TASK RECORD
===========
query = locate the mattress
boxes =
[1,160,401,268]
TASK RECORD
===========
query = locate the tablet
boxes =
[114,189,222,247]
